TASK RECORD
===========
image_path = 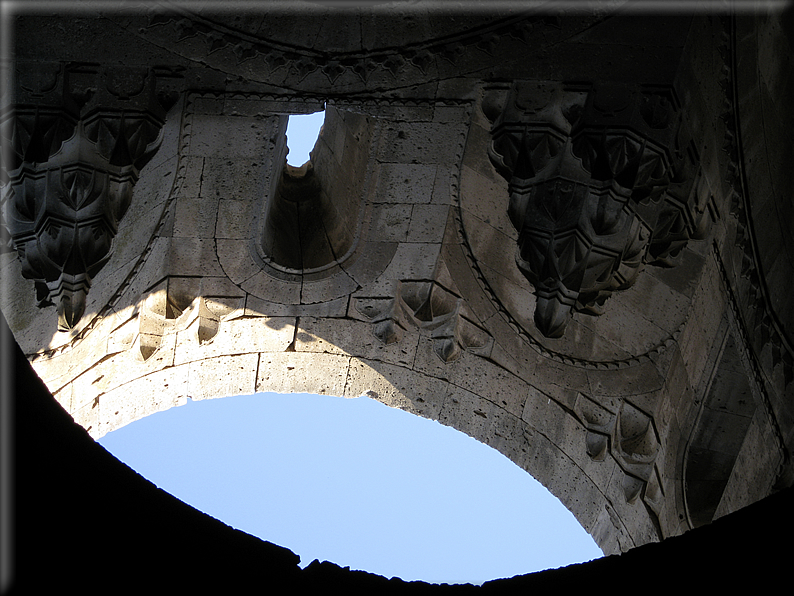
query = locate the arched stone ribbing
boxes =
[4,7,793,571]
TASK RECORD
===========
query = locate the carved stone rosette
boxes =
[487,82,713,338]
[1,65,178,331]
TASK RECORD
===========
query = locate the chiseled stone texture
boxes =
[4,7,793,564]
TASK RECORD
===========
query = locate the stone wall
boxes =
[6,313,794,591]
[2,2,792,563]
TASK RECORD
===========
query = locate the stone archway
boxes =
[0,89,685,554]
[3,4,793,570]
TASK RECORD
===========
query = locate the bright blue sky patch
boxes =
[285,110,325,166]
[99,391,602,585]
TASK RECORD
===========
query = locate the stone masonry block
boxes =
[680,259,725,389]
[373,163,437,204]
[300,271,361,305]
[176,155,205,198]
[173,198,219,239]
[376,122,465,165]
[68,333,178,411]
[339,241,398,290]
[201,158,270,202]
[215,198,257,240]
[431,166,454,205]
[344,358,447,421]
[244,295,348,318]
[188,353,259,400]
[527,357,589,411]
[174,316,295,366]
[444,350,529,418]
[72,396,100,438]
[216,238,261,285]
[113,206,166,271]
[96,363,190,438]
[460,165,515,239]
[296,316,418,368]
[369,203,412,243]
[406,204,450,244]
[376,242,442,284]
[586,361,666,399]
[166,237,226,278]
[240,270,301,305]
[257,351,350,397]
[189,114,274,158]
[437,384,524,457]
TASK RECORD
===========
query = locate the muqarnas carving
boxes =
[575,393,664,521]
[486,82,714,338]
[132,278,245,361]
[1,65,176,331]
[355,280,492,363]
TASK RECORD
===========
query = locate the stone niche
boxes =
[260,106,374,277]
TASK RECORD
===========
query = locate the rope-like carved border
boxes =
[719,14,794,391]
[121,6,562,88]
[712,241,789,488]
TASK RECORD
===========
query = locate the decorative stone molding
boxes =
[8,9,793,565]
[712,246,790,491]
[718,16,794,392]
[135,9,564,87]
[486,81,715,338]
[1,64,179,331]
[134,277,244,361]
[575,393,663,532]
[355,279,492,364]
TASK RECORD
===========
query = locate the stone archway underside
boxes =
[3,4,793,559]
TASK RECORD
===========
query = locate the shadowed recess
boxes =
[261,107,369,273]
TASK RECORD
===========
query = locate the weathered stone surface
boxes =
[188,114,273,158]
[297,316,419,369]
[373,163,438,204]
[345,357,447,422]
[258,352,350,398]
[4,6,793,571]
[188,353,259,401]
[174,315,295,366]
[96,362,190,438]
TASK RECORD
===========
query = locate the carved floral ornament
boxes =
[0,64,180,331]
[484,81,716,339]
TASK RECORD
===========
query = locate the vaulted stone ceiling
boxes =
[2,1,793,562]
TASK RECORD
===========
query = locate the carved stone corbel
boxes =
[134,278,245,361]
[487,81,714,338]
[1,64,179,331]
[355,280,492,363]
[575,393,663,519]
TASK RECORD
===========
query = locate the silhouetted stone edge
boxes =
[4,307,792,594]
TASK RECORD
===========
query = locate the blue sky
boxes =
[97,112,602,586]
[98,391,602,585]
[286,109,327,166]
